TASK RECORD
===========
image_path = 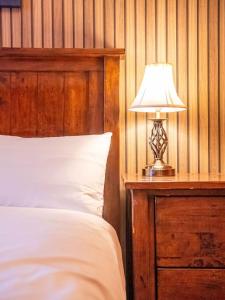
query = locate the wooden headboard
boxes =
[0,48,124,234]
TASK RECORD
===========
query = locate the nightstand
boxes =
[124,174,225,300]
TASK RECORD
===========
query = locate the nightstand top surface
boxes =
[124,173,225,189]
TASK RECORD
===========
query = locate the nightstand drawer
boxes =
[156,196,225,267]
[157,269,225,300]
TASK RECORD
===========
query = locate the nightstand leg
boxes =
[131,190,156,300]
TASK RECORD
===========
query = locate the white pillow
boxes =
[0,133,112,216]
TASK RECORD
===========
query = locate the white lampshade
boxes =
[129,64,186,113]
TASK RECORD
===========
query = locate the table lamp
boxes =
[129,63,186,176]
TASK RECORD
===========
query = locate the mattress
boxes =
[0,206,126,300]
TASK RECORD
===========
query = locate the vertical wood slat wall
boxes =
[0,0,224,175]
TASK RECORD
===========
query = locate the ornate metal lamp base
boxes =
[144,117,175,177]
[142,161,175,177]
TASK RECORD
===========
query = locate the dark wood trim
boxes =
[125,174,225,299]
[103,56,120,233]
[158,269,225,300]
[126,189,133,300]
[131,190,156,300]
[0,57,104,72]
[0,47,125,58]
[124,173,225,190]
[125,181,225,190]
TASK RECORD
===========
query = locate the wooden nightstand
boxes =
[124,174,225,300]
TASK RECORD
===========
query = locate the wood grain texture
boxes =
[0,58,103,73]
[0,48,123,234]
[131,190,155,300]
[37,73,64,136]
[0,0,224,182]
[104,56,120,233]
[158,269,225,300]
[88,71,104,133]
[0,73,11,134]
[0,48,124,57]
[156,196,225,267]
[124,173,225,190]
[63,72,89,135]
[11,72,37,136]
[38,72,101,136]
[126,175,225,300]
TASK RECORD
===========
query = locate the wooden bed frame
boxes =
[0,48,124,234]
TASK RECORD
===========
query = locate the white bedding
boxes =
[0,207,126,300]
[0,133,112,216]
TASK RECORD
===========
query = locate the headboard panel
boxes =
[0,48,124,234]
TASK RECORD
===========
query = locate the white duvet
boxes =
[0,207,126,300]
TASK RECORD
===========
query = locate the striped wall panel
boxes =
[0,0,224,175]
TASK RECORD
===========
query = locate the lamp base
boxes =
[142,159,175,177]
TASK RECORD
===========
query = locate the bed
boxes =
[0,48,125,300]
